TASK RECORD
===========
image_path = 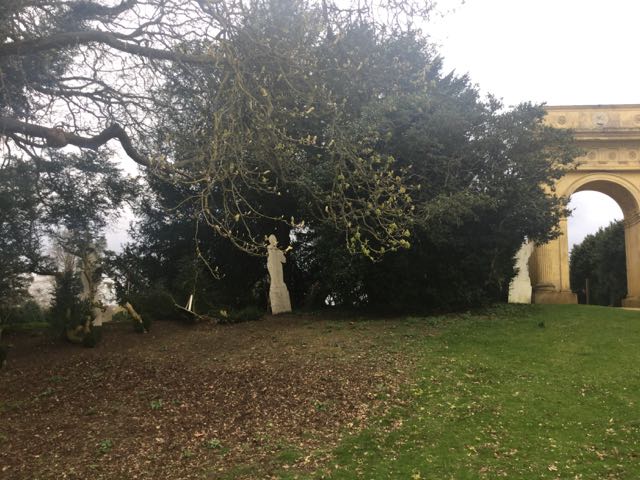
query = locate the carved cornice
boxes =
[572,146,640,171]
[545,105,640,169]
[545,104,640,142]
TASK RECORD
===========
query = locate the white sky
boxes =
[105,0,636,251]
[428,0,638,249]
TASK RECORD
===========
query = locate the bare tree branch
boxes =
[69,0,138,19]
[0,30,213,64]
[0,116,150,166]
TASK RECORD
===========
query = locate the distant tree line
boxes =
[570,220,627,307]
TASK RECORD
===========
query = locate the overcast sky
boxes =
[106,0,635,251]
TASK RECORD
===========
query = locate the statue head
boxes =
[268,234,278,247]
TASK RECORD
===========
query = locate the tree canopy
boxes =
[1,0,442,259]
[1,0,580,314]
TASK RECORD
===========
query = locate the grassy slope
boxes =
[292,305,640,480]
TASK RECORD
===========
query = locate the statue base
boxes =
[270,284,292,314]
[532,288,577,304]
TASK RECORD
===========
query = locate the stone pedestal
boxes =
[532,288,578,304]
[269,284,291,314]
[621,296,640,308]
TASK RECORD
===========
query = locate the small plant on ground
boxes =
[314,400,328,412]
[98,439,113,455]
[150,399,163,410]
[35,388,55,400]
[181,449,194,459]
[205,438,222,449]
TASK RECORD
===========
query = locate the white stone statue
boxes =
[508,241,534,304]
[79,245,105,326]
[267,234,292,314]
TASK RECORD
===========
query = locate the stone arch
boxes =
[530,105,640,307]
[562,173,640,214]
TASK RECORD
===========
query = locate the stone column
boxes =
[558,217,572,292]
[622,210,640,307]
[531,217,577,304]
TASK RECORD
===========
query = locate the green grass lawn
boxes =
[288,305,640,479]
[3,305,640,479]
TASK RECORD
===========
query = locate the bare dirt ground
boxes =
[0,314,429,479]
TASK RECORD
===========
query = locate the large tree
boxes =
[1,0,432,259]
[2,0,579,314]
[118,2,579,311]
[0,0,425,314]
[292,92,579,309]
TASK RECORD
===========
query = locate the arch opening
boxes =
[568,190,625,305]
[568,191,623,251]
